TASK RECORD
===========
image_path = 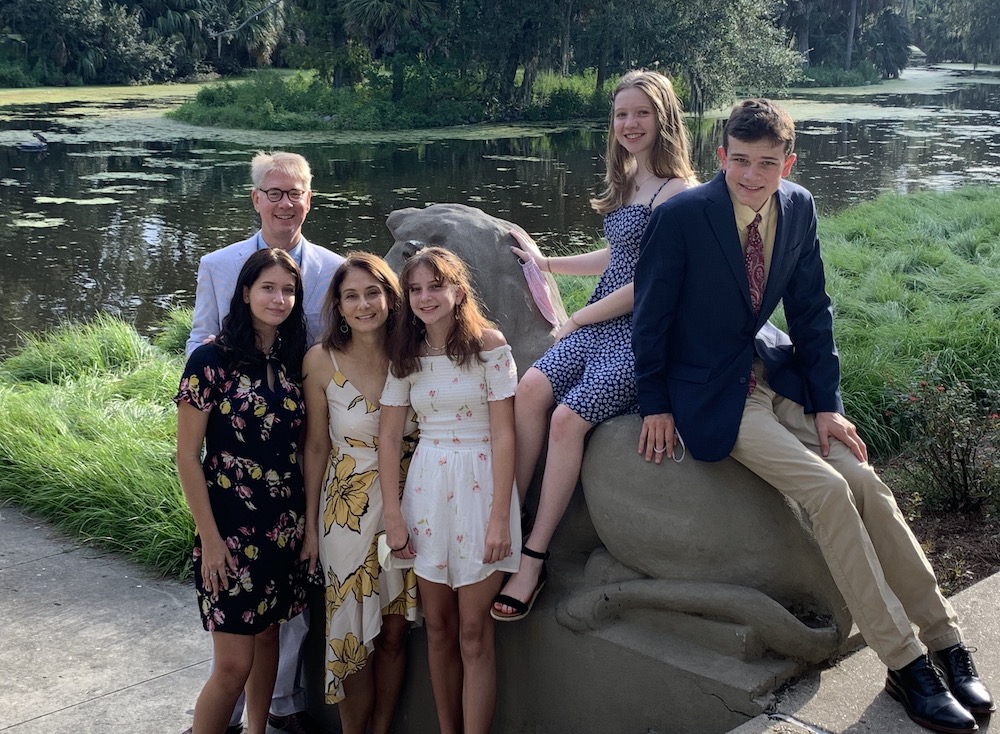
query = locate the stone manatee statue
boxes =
[568,414,851,663]
[373,201,852,731]
[383,203,566,377]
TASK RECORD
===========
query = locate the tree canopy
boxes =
[1,0,997,116]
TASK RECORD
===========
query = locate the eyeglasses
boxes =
[257,187,306,203]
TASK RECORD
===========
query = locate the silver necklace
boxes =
[424,335,447,353]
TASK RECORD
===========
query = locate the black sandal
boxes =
[490,546,549,622]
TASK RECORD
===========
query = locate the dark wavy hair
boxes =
[389,247,494,378]
[216,248,306,379]
[722,98,797,156]
[320,252,403,351]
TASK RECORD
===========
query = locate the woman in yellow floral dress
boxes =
[302,253,418,734]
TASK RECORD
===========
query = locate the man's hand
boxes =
[639,413,676,464]
[814,411,868,462]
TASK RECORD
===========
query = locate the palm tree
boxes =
[342,0,438,101]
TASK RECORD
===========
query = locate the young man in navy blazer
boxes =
[633,99,992,734]
[184,151,342,734]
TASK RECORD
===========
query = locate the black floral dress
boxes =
[175,344,307,634]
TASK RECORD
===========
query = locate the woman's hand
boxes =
[201,533,236,593]
[510,229,546,270]
[483,516,512,565]
[299,526,319,575]
[385,520,415,560]
[554,314,581,341]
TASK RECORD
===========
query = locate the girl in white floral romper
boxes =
[378,246,521,734]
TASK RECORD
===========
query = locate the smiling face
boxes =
[406,263,463,331]
[337,267,390,336]
[251,170,312,249]
[243,263,297,333]
[718,137,796,212]
[612,86,658,160]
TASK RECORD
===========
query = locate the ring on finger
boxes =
[653,446,666,454]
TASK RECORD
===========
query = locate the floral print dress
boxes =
[175,344,307,634]
[534,181,672,424]
[380,345,521,589]
[319,350,419,704]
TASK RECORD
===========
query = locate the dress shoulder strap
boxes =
[327,349,341,373]
[648,178,674,207]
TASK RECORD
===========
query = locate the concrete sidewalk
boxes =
[0,506,208,733]
[1,504,996,734]
[730,573,998,734]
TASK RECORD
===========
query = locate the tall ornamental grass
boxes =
[819,187,1000,452]
[2,313,157,383]
[0,328,192,578]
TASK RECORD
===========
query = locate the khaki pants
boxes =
[729,365,960,670]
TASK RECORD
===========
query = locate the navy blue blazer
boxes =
[632,171,844,462]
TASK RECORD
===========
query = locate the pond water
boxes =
[0,66,998,356]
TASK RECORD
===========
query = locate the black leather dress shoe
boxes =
[932,643,996,715]
[268,712,317,734]
[885,655,978,734]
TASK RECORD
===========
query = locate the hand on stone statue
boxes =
[639,413,676,464]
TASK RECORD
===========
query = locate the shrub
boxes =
[793,61,881,88]
[0,60,37,87]
[887,358,1000,513]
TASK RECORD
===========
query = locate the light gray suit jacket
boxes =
[185,231,345,357]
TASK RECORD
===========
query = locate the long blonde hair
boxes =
[590,70,696,215]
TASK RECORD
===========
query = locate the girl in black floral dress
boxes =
[175,248,312,734]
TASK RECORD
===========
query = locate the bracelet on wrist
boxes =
[543,257,551,273]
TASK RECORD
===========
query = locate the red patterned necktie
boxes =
[745,213,765,394]
[745,213,765,315]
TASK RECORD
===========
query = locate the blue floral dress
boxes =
[175,344,307,634]
[534,183,670,424]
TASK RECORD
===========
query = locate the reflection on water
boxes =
[0,69,998,355]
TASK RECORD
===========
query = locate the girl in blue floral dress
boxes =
[175,248,311,734]
[493,70,698,622]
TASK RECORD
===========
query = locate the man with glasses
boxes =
[184,151,342,734]
[186,151,344,356]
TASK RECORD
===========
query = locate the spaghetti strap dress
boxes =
[380,345,521,589]
[533,180,672,424]
[318,350,419,704]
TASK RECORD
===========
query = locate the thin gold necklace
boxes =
[634,172,657,191]
[424,335,447,353]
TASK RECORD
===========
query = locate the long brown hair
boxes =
[591,70,696,215]
[319,252,402,351]
[389,247,494,378]
[216,248,306,378]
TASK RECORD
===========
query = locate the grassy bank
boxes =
[0,187,997,580]
[167,69,612,131]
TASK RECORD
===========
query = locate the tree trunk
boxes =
[519,55,539,107]
[797,3,812,68]
[844,0,858,70]
[560,0,573,75]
